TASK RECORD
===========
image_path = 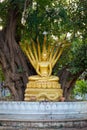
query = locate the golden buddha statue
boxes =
[21,36,69,101]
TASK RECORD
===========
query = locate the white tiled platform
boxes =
[0,101,87,121]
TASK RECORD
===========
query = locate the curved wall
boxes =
[0,101,87,121]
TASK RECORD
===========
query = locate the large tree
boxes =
[0,0,87,100]
[0,0,34,100]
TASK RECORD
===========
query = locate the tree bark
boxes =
[57,67,84,100]
[0,2,35,100]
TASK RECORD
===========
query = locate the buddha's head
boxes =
[41,52,48,61]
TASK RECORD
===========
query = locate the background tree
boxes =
[0,0,87,100]
[72,80,87,100]
[0,0,34,100]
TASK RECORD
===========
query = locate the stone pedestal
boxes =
[24,76,63,101]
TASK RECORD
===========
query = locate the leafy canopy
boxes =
[0,0,87,76]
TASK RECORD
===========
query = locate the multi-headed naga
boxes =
[21,36,69,101]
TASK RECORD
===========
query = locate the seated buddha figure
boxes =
[24,36,65,81]
[21,36,69,101]
[36,52,52,77]
[21,36,69,81]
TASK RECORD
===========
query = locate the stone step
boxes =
[0,126,87,130]
[0,120,87,129]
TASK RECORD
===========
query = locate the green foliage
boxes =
[68,39,87,74]
[53,37,87,75]
[0,0,9,27]
[23,0,70,39]
[22,0,87,75]
[0,66,4,82]
[72,80,87,98]
[26,0,87,38]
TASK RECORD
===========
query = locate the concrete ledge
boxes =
[0,101,87,121]
[0,101,87,128]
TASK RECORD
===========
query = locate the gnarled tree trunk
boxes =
[57,67,84,100]
[0,3,34,100]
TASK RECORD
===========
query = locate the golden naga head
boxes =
[41,36,48,61]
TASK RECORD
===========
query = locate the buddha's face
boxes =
[42,53,48,61]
